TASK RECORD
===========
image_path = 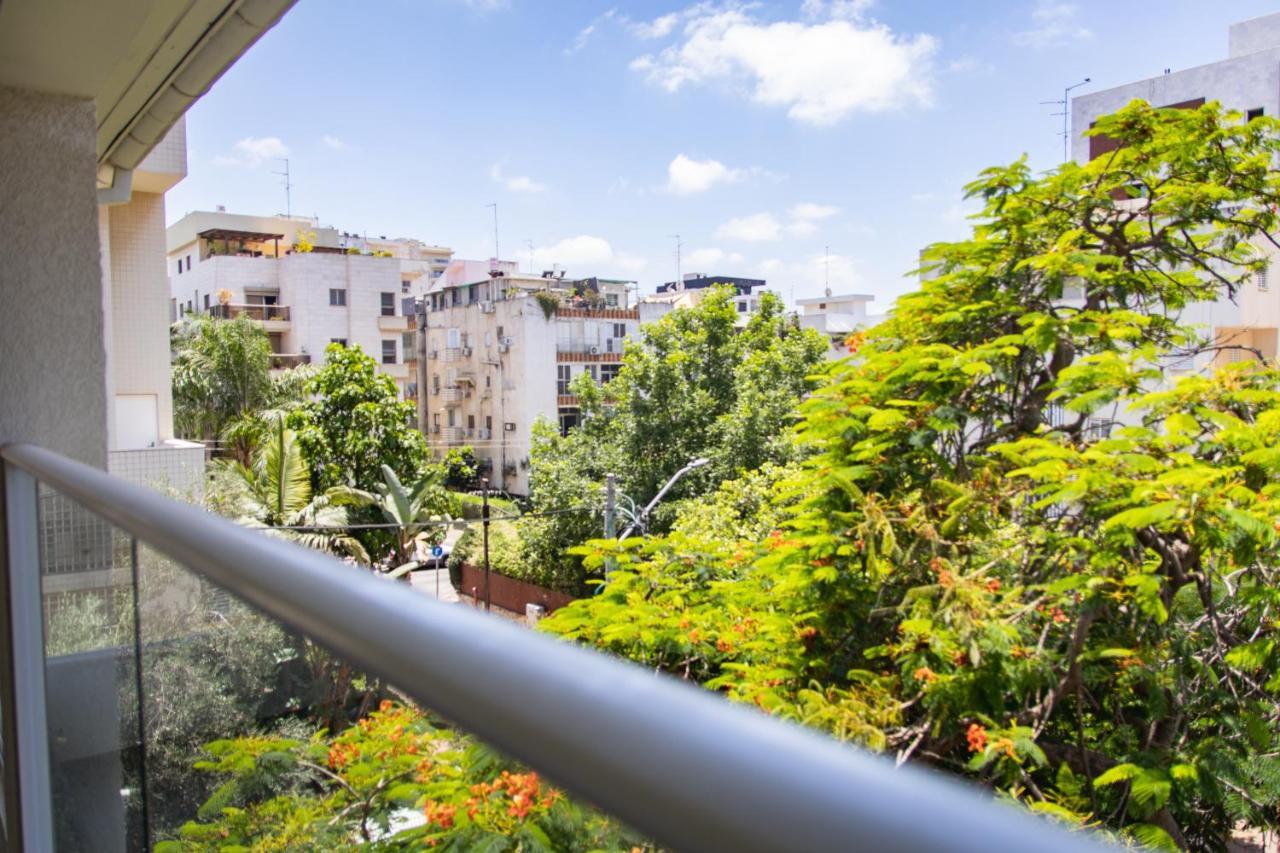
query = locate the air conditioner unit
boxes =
[429,350,438,359]
[477,428,491,440]
[498,336,513,347]
[431,425,440,434]
[497,342,510,353]
[461,346,473,356]
[480,301,495,313]
[503,422,517,432]
[589,345,600,355]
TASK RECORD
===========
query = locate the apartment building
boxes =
[645,273,771,326]
[417,267,639,495]
[167,210,447,397]
[796,291,880,358]
[1071,12,1280,376]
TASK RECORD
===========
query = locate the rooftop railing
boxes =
[0,443,1108,852]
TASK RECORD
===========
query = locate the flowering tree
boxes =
[543,102,1280,849]
[160,702,645,850]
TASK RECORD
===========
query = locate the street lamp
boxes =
[617,457,710,541]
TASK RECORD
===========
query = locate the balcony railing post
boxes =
[1,462,53,850]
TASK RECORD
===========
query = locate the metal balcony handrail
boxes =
[0,442,1105,853]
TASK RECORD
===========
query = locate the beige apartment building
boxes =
[417,266,639,495]
[1072,12,1280,377]
[167,210,451,398]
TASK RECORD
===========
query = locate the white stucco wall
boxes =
[0,87,107,466]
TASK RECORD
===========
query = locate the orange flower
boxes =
[994,737,1016,759]
[1051,607,1068,624]
[795,625,818,641]
[688,628,701,644]
[424,801,456,829]
[913,666,937,683]
[937,569,955,589]
[716,637,734,653]
[966,723,988,753]
[379,699,394,712]
[985,579,1001,593]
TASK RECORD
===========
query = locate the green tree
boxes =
[213,420,371,562]
[171,314,272,443]
[287,343,427,492]
[368,463,455,575]
[544,101,1280,848]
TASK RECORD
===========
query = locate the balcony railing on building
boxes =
[557,339,625,362]
[207,303,291,323]
[441,426,467,443]
[269,353,311,369]
[441,387,466,405]
[0,444,1103,853]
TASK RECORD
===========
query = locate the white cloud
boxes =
[629,11,680,39]
[630,4,937,125]
[752,252,865,298]
[1013,1,1093,47]
[565,22,597,55]
[532,235,647,276]
[801,0,873,21]
[686,247,745,268]
[321,135,347,150]
[489,162,547,193]
[664,154,746,195]
[717,212,783,242]
[462,0,508,10]
[214,136,288,167]
[788,202,839,221]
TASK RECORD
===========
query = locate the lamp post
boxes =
[618,458,710,542]
[1042,77,1091,163]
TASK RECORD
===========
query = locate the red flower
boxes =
[966,723,988,753]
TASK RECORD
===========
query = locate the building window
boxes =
[329,288,347,306]
[331,338,348,347]
[601,364,621,384]
[1248,107,1265,122]
[402,331,415,352]
[586,364,599,383]
[401,279,412,293]
[382,340,396,364]
[486,415,493,432]
[177,260,182,275]
[606,293,618,307]
[185,255,191,271]
[557,365,571,395]
[381,292,395,316]
[558,409,581,436]
[467,414,475,429]
[737,301,748,312]
[203,294,210,310]
[451,289,461,306]
[1259,267,1269,292]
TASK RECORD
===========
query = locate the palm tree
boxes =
[215,422,372,562]
[370,464,455,578]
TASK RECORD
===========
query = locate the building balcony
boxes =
[269,353,311,369]
[443,347,464,362]
[554,306,638,320]
[442,426,467,443]
[441,386,466,405]
[208,303,292,332]
[557,339,625,362]
[377,314,410,332]
[557,393,579,407]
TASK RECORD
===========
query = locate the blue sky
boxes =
[167,0,1280,309]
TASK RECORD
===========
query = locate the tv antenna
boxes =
[486,202,500,265]
[273,158,292,217]
[672,234,682,285]
[524,238,534,273]
[1041,78,1091,163]
[824,245,831,297]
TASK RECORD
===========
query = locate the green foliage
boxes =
[171,314,273,442]
[521,287,827,592]
[212,419,373,562]
[369,463,455,571]
[163,702,646,851]
[543,101,1280,846]
[442,445,482,491]
[287,343,427,492]
[534,289,560,320]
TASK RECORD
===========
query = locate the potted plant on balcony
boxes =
[534,289,560,321]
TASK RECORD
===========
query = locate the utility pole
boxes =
[486,203,500,264]
[481,477,491,612]
[273,158,292,217]
[1042,78,1091,163]
[603,473,616,578]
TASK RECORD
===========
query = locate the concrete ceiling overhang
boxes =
[0,0,296,179]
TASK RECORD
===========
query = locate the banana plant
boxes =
[369,464,455,579]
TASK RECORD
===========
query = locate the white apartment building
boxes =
[1071,12,1280,376]
[103,119,206,494]
[796,291,879,358]
[418,268,638,495]
[167,210,448,398]
[641,273,773,327]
